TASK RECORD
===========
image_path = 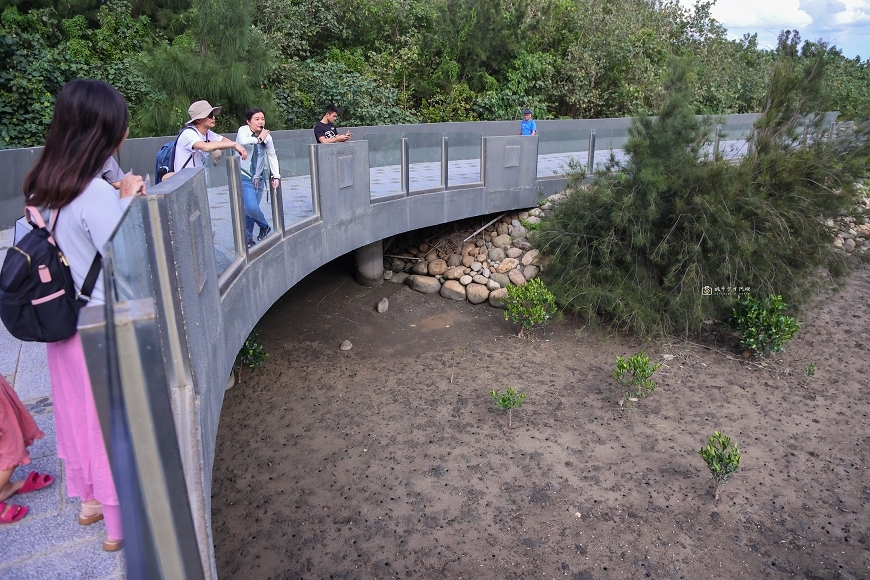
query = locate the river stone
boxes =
[418,242,430,253]
[340,340,353,351]
[525,216,541,225]
[391,259,405,272]
[506,247,523,259]
[459,275,473,286]
[377,298,389,313]
[428,259,448,276]
[466,283,489,304]
[518,211,529,220]
[497,222,510,235]
[444,266,465,280]
[383,270,393,280]
[390,271,409,284]
[462,254,476,267]
[523,265,539,280]
[482,268,491,277]
[462,242,477,256]
[473,274,488,285]
[514,239,532,251]
[425,250,438,262]
[488,247,506,262]
[490,272,511,287]
[489,287,508,308]
[521,249,540,266]
[448,253,463,267]
[440,280,466,301]
[493,234,512,248]
[497,258,520,273]
[470,261,482,272]
[511,219,521,227]
[406,275,441,294]
[475,254,487,263]
[411,261,429,274]
[844,238,856,252]
[508,269,527,286]
[403,261,413,272]
[511,224,528,239]
[487,279,501,291]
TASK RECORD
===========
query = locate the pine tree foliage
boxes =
[134,0,276,135]
[534,55,870,337]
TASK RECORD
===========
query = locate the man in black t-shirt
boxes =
[314,104,352,144]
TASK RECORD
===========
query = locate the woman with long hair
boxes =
[23,79,145,551]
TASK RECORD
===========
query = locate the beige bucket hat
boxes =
[187,100,222,123]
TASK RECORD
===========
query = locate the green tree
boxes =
[136,0,276,135]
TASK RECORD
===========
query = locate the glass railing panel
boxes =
[105,195,154,303]
[446,131,481,186]
[592,127,630,168]
[406,132,443,191]
[536,129,590,177]
[367,133,404,198]
[274,138,316,224]
[203,151,240,276]
[717,122,753,159]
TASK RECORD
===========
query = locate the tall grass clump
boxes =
[534,46,869,337]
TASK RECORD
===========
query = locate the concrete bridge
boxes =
[0,115,764,578]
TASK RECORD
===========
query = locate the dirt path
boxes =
[212,258,870,579]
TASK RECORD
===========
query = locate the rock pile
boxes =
[385,209,546,308]
[831,189,870,254]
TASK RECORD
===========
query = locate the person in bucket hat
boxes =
[172,100,247,175]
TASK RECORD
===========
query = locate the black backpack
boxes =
[0,207,102,343]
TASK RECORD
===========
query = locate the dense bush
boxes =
[534,52,870,337]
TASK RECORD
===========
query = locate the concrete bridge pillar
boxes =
[354,239,384,287]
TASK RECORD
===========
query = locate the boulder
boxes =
[486,279,501,291]
[447,253,463,267]
[493,234,512,248]
[488,247,506,262]
[444,266,466,280]
[510,225,528,239]
[418,242,430,253]
[390,271,409,284]
[521,249,540,266]
[459,275,473,286]
[497,258,520,273]
[470,261,482,272]
[506,247,523,259]
[490,272,511,288]
[428,259,448,276]
[406,275,441,294]
[489,287,508,308]
[508,269,527,286]
[411,261,429,275]
[440,280,467,301]
[523,265,539,280]
[472,274,489,285]
[425,250,438,262]
[466,283,489,304]
[390,259,406,272]
[462,254,476,267]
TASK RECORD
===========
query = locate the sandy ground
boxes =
[211,257,870,579]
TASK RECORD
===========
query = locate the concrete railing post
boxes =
[586,129,596,174]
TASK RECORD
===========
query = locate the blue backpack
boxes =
[155,126,206,183]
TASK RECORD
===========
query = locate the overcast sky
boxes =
[680,0,870,60]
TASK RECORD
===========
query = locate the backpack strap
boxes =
[76,252,103,304]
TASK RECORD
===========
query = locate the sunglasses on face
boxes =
[207,111,216,119]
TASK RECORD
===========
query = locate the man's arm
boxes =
[192,135,248,159]
[317,132,351,144]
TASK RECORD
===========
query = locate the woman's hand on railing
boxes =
[120,172,146,198]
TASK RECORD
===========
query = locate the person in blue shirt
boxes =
[519,109,537,136]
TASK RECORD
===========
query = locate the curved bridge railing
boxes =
[68,113,789,578]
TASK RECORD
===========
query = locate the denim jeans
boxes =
[242,176,269,240]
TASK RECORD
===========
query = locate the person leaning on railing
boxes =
[21,79,148,552]
[172,100,248,176]
[236,108,280,248]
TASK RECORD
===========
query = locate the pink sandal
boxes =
[16,471,54,494]
[0,501,28,524]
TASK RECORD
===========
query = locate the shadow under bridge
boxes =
[77,135,566,579]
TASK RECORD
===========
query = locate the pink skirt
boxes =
[46,333,119,507]
[0,376,44,471]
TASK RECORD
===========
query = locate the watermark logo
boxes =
[702,286,751,296]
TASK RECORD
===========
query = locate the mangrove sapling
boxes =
[503,278,557,338]
[235,331,268,383]
[490,387,526,428]
[613,351,662,409]
[698,431,741,501]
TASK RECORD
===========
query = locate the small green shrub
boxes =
[235,331,268,382]
[698,431,741,500]
[729,294,800,356]
[490,387,526,428]
[504,278,557,336]
[613,351,661,409]
[520,218,541,232]
[805,362,816,377]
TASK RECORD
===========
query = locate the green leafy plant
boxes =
[520,218,540,232]
[698,431,741,500]
[805,362,816,377]
[729,294,800,356]
[490,387,526,428]
[613,351,661,409]
[235,331,268,383]
[503,278,557,337]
